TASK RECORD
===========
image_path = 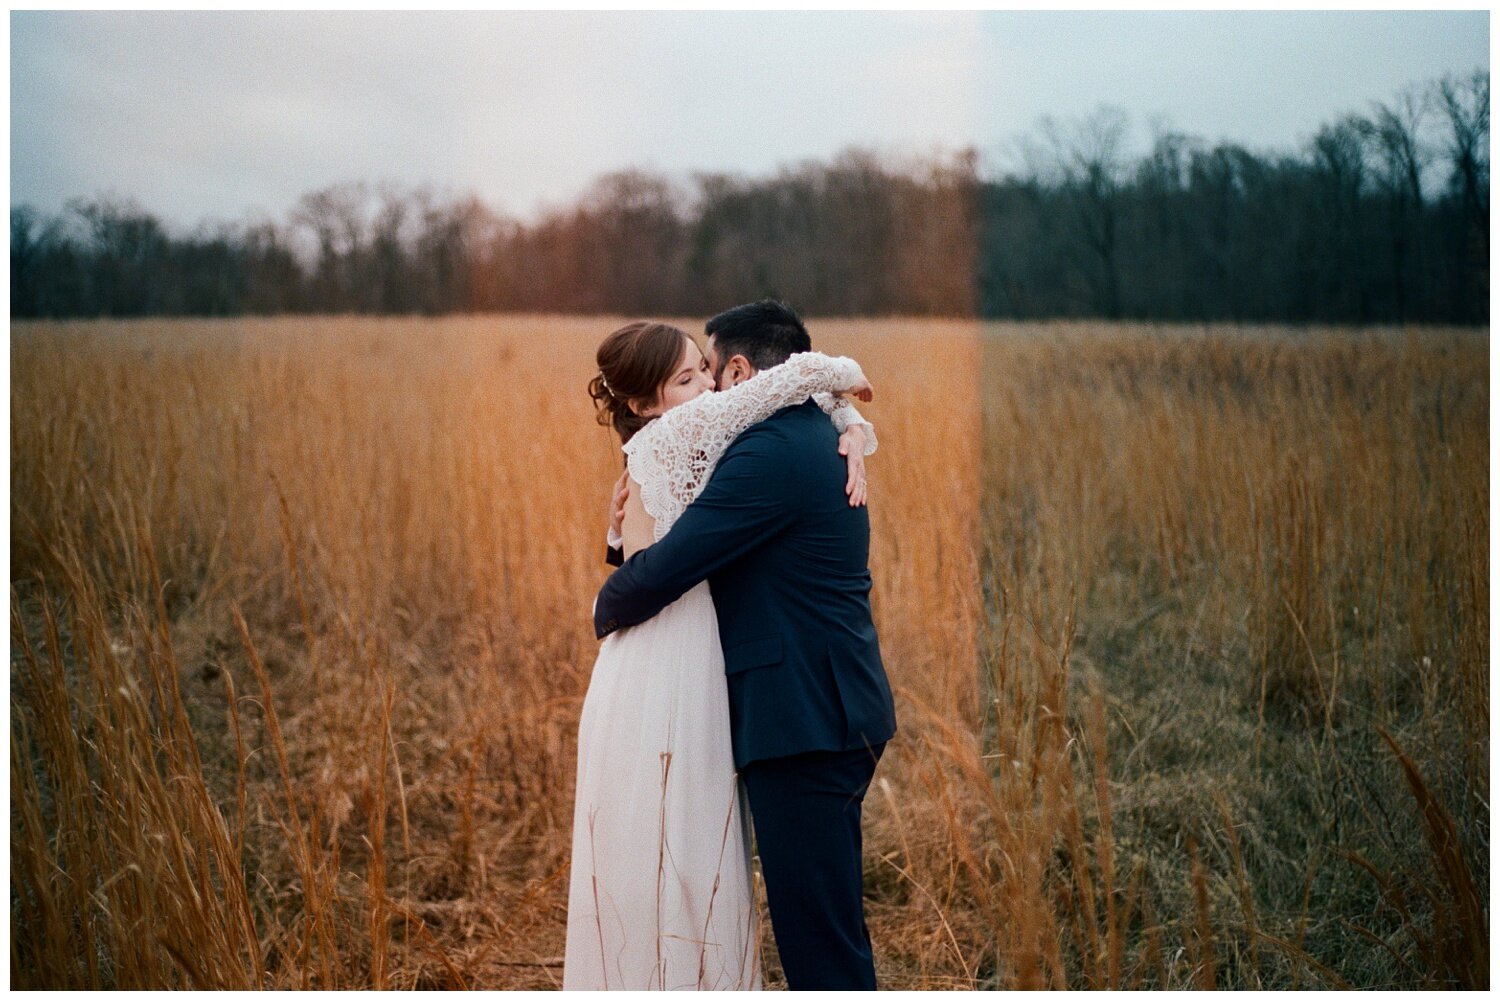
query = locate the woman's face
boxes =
[650,336,716,414]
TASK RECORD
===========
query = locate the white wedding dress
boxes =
[563,352,876,991]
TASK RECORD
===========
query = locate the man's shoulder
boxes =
[724,400,826,453]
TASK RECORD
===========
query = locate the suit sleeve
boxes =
[594,429,787,638]
[605,545,623,567]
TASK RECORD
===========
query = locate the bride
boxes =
[563,320,875,990]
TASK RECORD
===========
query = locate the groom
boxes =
[594,299,898,989]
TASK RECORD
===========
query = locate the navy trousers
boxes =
[740,743,886,990]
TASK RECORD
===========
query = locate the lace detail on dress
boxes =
[622,351,870,541]
[813,393,878,454]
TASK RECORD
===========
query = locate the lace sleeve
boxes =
[622,351,867,538]
[813,393,878,456]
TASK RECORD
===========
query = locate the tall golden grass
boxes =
[969,323,1487,987]
[10,316,1486,989]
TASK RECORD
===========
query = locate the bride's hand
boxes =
[609,469,630,539]
[838,426,869,507]
[836,375,873,403]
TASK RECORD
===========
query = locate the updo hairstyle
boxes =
[588,321,693,444]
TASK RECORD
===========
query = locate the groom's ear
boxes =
[725,355,754,387]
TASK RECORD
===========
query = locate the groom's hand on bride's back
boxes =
[604,470,630,567]
[609,469,630,537]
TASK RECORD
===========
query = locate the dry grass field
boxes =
[10,316,1486,989]
[975,323,1487,988]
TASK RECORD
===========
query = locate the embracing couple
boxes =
[562,300,898,990]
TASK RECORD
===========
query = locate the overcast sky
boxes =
[11,10,1489,229]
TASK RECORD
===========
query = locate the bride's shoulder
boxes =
[624,394,721,454]
[620,413,682,467]
[620,423,657,459]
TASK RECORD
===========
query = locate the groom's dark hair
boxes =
[705,299,812,374]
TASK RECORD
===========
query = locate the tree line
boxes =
[11,72,1487,323]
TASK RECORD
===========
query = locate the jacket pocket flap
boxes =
[725,634,783,675]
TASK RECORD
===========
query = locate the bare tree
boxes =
[581,169,686,313]
[370,184,413,312]
[413,193,499,313]
[1434,71,1489,249]
[291,182,371,311]
[1365,87,1431,207]
[73,196,171,315]
[241,219,303,313]
[12,207,45,316]
[1360,88,1432,319]
[890,148,980,316]
[1041,106,1131,317]
[1308,117,1372,319]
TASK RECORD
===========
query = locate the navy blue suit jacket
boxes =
[594,399,897,769]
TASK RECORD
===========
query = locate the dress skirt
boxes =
[564,581,760,990]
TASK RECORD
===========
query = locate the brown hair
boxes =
[588,321,693,443]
